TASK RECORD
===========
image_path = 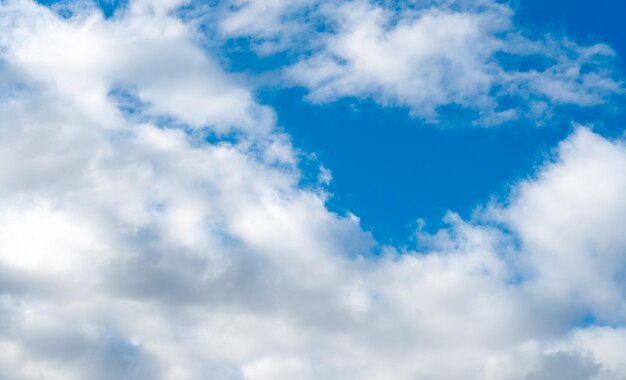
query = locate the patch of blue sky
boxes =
[106,338,141,369]
[260,87,571,245]
[97,0,126,18]
[32,0,75,18]
[514,0,626,59]
[493,52,558,73]
[574,312,609,330]
[108,86,145,118]
[220,37,301,73]
[252,92,622,248]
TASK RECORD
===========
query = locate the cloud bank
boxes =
[1,0,626,379]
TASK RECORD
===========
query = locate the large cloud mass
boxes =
[1,0,626,379]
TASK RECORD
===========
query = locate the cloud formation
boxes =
[1,1,626,379]
[220,0,622,124]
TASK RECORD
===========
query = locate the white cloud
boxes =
[219,0,622,124]
[492,127,626,319]
[0,0,274,133]
[218,0,312,54]
[289,1,505,119]
[1,1,626,379]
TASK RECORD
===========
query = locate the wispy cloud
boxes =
[220,0,623,125]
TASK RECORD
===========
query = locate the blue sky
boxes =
[3,0,626,378]
[517,0,626,56]
[228,0,626,245]
[265,88,568,244]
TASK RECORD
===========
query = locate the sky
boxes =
[1,0,626,379]
[228,0,626,245]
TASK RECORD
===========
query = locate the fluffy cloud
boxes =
[218,0,312,53]
[0,0,275,133]
[2,0,626,379]
[494,128,626,320]
[219,0,622,124]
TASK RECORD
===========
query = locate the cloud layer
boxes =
[1,1,626,379]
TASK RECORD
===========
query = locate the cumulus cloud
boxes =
[0,0,275,133]
[219,0,622,124]
[1,0,626,379]
[493,128,626,320]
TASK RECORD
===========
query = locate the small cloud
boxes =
[317,165,332,185]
